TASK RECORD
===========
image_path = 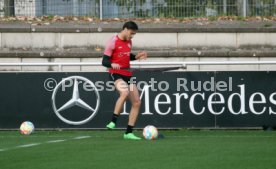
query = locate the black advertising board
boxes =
[0,71,275,129]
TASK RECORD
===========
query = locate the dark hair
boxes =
[122,21,138,31]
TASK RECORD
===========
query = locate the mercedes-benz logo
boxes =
[51,76,100,125]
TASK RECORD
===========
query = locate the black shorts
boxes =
[109,73,134,85]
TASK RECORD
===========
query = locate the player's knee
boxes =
[132,99,141,107]
[120,91,129,98]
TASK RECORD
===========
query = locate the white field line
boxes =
[0,135,91,152]
[0,136,78,138]
[16,143,41,148]
[73,136,91,140]
[46,139,66,143]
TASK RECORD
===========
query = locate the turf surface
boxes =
[0,130,276,169]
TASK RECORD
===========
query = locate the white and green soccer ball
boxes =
[143,125,158,140]
[20,121,35,135]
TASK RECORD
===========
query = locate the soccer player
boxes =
[102,21,147,140]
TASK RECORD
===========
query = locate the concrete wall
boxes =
[1,32,276,49]
[0,32,276,71]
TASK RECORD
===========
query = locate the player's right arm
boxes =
[102,55,120,69]
[102,55,112,68]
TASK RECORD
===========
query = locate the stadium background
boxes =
[0,0,275,129]
[0,1,276,169]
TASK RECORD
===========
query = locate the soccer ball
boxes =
[20,121,35,135]
[143,125,158,140]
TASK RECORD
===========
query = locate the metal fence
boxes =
[1,60,276,71]
[0,0,276,18]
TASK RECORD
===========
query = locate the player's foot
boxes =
[123,133,142,140]
[106,122,116,129]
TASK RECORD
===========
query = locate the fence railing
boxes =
[0,0,276,18]
[1,61,276,71]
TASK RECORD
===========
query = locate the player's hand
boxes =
[111,63,121,70]
[136,51,147,60]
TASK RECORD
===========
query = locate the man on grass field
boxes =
[102,21,147,140]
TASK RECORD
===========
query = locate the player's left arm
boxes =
[130,51,147,61]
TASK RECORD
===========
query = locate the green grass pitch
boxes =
[0,130,276,169]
